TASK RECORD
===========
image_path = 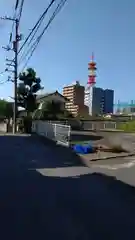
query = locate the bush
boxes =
[118,121,135,132]
[18,121,24,133]
[111,145,128,153]
[18,116,32,133]
[24,116,32,133]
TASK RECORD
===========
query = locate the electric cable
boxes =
[7,0,56,70]
[20,0,67,71]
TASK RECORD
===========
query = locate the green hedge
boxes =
[118,121,135,132]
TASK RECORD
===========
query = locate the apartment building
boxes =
[85,86,114,116]
[103,89,114,114]
[63,81,88,116]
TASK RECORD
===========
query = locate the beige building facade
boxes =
[63,81,88,116]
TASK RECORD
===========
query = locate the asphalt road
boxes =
[1,134,135,239]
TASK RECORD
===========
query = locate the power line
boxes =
[18,7,49,65]
[18,2,53,65]
[18,39,37,66]
[9,0,19,45]
[21,0,67,69]
[10,0,24,43]
[18,0,55,55]
[20,0,67,71]
[9,13,16,45]
[18,0,25,25]
[10,0,24,44]
[9,0,21,44]
[20,42,38,71]
[2,0,55,75]
[3,0,24,75]
[37,0,67,45]
[2,0,55,132]
[6,0,55,70]
[15,0,20,10]
[1,16,21,133]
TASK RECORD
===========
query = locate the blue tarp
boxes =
[73,144,94,154]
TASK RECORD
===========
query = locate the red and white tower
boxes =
[84,53,97,115]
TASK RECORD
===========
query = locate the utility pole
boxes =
[13,18,19,134]
[1,16,21,134]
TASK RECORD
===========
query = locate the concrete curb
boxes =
[89,152,135,162]
[79,152,135,168]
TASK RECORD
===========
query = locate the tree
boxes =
[63,110,73,119]
[43,100,61,114]
[39,100,62,120]
[33,99,74,120]
[17,68,43,114]
[0,100,13,118]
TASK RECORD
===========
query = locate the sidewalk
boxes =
[79,151,135,167]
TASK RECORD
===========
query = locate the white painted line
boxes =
[36,166,91,177]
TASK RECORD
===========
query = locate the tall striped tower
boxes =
[84,53,97,115]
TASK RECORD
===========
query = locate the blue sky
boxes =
[0,0,135,103]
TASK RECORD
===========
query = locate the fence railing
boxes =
[40,120,118,131]
[32,120,71,146]
[82,121,117,130]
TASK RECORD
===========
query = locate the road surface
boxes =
[1,134,135,239]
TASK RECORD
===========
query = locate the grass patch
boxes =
[70,140,90,145]
[117,121,135,132]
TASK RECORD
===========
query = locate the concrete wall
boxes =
[0,122,7,133]
[46,120,117,131]
[82,121,116,130]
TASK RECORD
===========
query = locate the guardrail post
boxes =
[54,124,57,138]
[68,125,71,146]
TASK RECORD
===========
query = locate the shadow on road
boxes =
[29,135,85,168]
[0,135,135,239]
[71,133,103,142]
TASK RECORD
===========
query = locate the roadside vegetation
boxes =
[0,99,13,119]
[117,121,135,132]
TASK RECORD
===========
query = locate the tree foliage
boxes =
[17,68,43,113]
[34,100,62,120]
[118,121,135,132]
[33,99,73,120]
[0,99,13,118]
[42,100,61,115]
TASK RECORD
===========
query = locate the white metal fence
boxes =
[32,121,71,146]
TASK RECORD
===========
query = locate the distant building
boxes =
[85,87,114,116]
[63,81,88,116]
[103,89,114,114]
[92,87,104,115]
[85,87,104,115]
